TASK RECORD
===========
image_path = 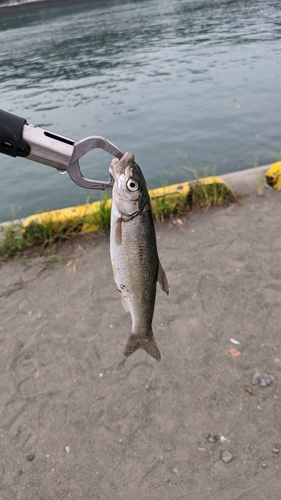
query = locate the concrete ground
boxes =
[0,181,281,500]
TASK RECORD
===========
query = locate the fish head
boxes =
[109,152,149,218]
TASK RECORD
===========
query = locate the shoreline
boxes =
[0,0,92,15]
[0,163,276,228]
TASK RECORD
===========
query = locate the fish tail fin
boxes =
[124,332,161,361]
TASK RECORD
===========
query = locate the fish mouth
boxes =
[109,158,118,178]
[109,153,135,179]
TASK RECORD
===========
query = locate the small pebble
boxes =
[220,436,229,444]
[252,372,261,385]
[26,453,35,461]
[260,377,272,387]
[221,451,234,464]
[272,448,279,455]
[229,338,241,345]
[208,435,218,443]
[65,446,71,454]
[262,463,268,468]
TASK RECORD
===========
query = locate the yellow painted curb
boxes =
[23,176,232,234]
[23,198,112,234]
[265,161,281,190]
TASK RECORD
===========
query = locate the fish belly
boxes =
[110,205,161,359]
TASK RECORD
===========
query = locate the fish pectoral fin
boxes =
[114,217,122,246]
[158,260,169,296]
[124,331,161,361]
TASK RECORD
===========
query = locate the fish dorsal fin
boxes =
[158,260,169,295]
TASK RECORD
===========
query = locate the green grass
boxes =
[82,193,111,235]
[246,156,264,196]
[151,159,237,221]
[0,218,84,261]
[151,192,187,222]
[150,179,235,223]
[190,178,236,209]
[0,176,236,260]
[270,149,281,162]
[0,194,112,261]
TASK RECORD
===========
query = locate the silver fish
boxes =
[109,152,169,361]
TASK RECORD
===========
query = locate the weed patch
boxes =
[151,192,187,222]
[0,178,236,260]
[190,178,236,210]
[82,194,111,235]
[0,219,83,261]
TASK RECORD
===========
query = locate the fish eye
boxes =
[126,178,138,191]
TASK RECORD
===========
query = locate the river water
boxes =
[0,0,280,222]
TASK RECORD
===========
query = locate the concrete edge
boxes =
[220,164,271,196]
[0,163,279,233]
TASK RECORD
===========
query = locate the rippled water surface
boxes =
[0,0,280,221]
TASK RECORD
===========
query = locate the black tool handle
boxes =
[0,109,31,158]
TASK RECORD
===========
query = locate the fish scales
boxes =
[112,205,158,330]
[109,152,169,361]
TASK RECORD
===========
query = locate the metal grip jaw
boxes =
[22,123,124,190]
[0,109,124,190]
[68,136,124,190]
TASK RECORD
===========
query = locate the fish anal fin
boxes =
[158,260,169,295]
[124,332,161,361]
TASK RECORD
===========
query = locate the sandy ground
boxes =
[1,188,281,500]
